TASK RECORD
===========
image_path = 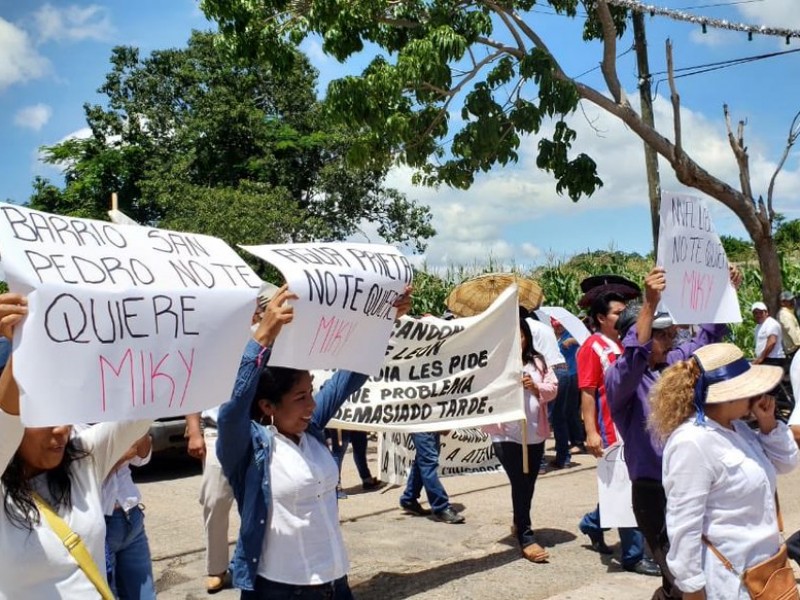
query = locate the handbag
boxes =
[32,492,115,600]
[702,537,799,600]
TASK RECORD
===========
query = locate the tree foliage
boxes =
[201,0,606,198]
[31,30,435,254]
[201,0,794,311]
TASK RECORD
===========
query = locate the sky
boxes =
[2,0,800,271]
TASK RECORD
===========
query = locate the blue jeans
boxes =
[105,506,156,600]
[327,429,372,481]
[579,504,644,567]
[550,367,572,466]
[242,575,353,600]
[400,432,450,514]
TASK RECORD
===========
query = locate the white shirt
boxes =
[100,447,151,515]
[486,362,551,445]
[663,418,798,599]
[259,430,348,585]
[755,316,785,359]
[526,318,566,367]
[789,352,800,426]
[0,412,151,599]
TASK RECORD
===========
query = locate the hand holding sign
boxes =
[253,284,298,347]
[643,267,666,305]
[0,293,27,340]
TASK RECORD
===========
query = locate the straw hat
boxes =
[693,343,783,405]
[446,273,543,317]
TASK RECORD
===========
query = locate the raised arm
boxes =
[0,294,29,473]
[217,284,296,477]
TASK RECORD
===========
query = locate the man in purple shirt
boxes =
[605,266,730,600]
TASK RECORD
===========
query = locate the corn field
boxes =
[411,251,800,359]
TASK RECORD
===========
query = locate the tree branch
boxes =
[666,39,682,165]
[484,0,526,56]
[594,0,626,105]
[767,110,800,220]
[723,104,754,204]
[476,36,525,59]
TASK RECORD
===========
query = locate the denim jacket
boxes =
[216,339,368,591]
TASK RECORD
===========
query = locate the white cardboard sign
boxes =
[656,191,742,324]
[241,242,412,375]
[597,442,637,527]
[378,428,503,485]
[0,203,260,426]
[325,286,524,432]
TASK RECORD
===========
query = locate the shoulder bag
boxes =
[32,492,115,600]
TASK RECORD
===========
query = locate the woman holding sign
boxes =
[0,293,152,599]
[217,284,411,599]
[483,317,558,563]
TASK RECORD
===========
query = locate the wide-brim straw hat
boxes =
[446,273,543,317]
[694,343,783,405]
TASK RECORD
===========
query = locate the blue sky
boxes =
[2,0,800,270]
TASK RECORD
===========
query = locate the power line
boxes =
[603,0,800,40]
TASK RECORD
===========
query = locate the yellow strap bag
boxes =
[32,492,115,600]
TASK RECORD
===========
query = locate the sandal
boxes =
[521,543,550,563]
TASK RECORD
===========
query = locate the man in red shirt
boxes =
[576,291,659,577]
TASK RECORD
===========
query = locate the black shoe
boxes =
[362,476,383,491]
[623,557,662,577]
[434,507,465,524]
[400,499,432,516]
[584,532,613,555]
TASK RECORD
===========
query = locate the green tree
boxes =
[32,30,435,255]
[200,0,798,312]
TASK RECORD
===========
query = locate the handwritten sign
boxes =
[323,286,524,432]
[656,192,742,324]
[0,203,260,426]
[378,429,503,485]
[241,242,412,375]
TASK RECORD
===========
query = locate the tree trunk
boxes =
[751,228,782,315]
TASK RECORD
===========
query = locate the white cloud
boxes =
[737,0,800,30]
[383,91,800,269]
[14,103,53,131]
[33,4,114,43]
[0,18,50,90]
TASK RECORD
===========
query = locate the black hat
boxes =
[578,274,641,308]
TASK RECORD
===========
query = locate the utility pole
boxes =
[633,11,662,255]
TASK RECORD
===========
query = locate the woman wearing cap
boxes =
[649,343,798,599]
[216,284,411,599]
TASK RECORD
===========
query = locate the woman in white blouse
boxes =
[649,342,798,600]
[0,293,152,598]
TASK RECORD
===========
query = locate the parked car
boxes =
[149,416,187,454]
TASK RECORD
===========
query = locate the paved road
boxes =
[138,443,800,599]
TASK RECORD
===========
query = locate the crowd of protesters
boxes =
[2,262,800,600]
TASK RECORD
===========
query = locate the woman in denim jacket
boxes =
[216,284,411,600]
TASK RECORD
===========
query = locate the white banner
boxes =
[326,286,524,432]
[241,242,412,375]
[656,191,742,324]
[378,429,503,485]
[0,203,260,426]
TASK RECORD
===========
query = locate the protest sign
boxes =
[656,191,741,324]
[325,285,524,432]
[241,242,412,375]
[598,443,637,528]
[378,428,503,485]
[0,203,260,426]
